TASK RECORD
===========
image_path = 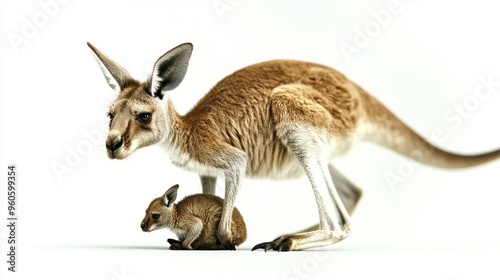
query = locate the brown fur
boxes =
[167,60,500,175]
[141,187,247,250]
[166,61,364,178]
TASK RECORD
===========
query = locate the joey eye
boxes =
[152,214,160,220]
[137,113,151,123]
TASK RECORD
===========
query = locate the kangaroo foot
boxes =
[252,230,350,252]
[252,236,292,252]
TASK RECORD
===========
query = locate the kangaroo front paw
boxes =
[223,243,236,251]
[215,239,236,251]
[252,236,293,252]
[216,227,235,250]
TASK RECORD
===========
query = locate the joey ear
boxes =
[87,42,136,92]
[162,184,179,207]
[148,43,193,99]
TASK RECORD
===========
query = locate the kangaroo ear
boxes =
[87,42,136,92]
[163,184,179,207]
[148,43,193,99]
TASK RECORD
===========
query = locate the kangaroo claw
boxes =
[252,237,292,252]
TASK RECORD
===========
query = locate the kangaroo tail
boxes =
[357,86,500,169]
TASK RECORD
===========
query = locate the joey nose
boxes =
[140,223,146,230]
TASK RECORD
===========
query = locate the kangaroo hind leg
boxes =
[253,84,353,251]
[288,165,362,234]
[329,164,362,215]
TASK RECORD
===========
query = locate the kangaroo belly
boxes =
[245,139,305,179]
[251,142,306,180]
[244,132,356,180]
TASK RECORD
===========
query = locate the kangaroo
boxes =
[141,184,247,250]
[88,42,500,251]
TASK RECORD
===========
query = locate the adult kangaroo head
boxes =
[87,42,193,159]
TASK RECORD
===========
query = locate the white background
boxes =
[1,0,500,279]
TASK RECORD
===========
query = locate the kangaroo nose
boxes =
[106,137,123,152]
[141,223,146,230]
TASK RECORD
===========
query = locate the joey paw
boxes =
[167,238,183,250]
[169,243,183,250]
[167,238,182,245]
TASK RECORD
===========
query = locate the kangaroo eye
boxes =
[137,113,151,123]
[152,214,160,220]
